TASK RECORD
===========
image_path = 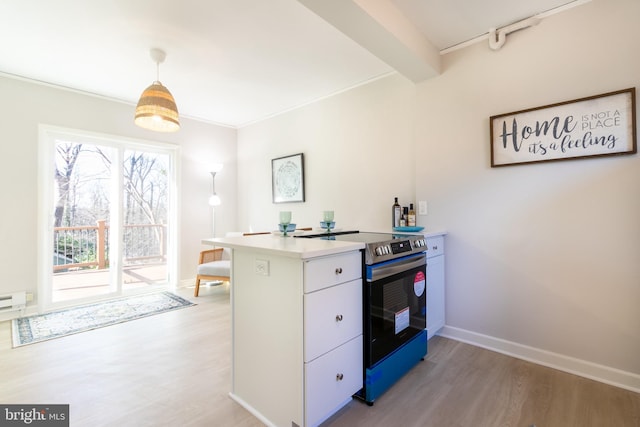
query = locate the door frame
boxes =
[37,125,180,312]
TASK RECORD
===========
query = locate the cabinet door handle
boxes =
[336,373,344,381]
[335,314,343,322]
[335,267,343,274]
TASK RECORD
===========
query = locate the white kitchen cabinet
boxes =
[228,245,363,427]
[426,234,445,339]
[304,250,361,293]
[303,253,363,426]
[304,277,362,361]
[304,335,363,426]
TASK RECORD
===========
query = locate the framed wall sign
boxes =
[490,88,637,167]
[272,153,305,203]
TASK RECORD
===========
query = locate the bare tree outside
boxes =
[53,141,169,272]
[53,142,83,228]
[123,150,168,264]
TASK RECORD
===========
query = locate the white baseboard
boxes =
[229,393,277,427]
[178,278,194,288]
[438,325,640,394]
[0,305,38,323]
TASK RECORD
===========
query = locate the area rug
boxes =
[11,291,195,347]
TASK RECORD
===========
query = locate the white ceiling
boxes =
[0,0,586,128]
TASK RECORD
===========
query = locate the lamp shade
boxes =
[134,81,180,132]
[208,194,221,206]
[208,170,221,206]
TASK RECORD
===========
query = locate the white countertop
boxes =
[202,229,446,259]
[202,234,365,259]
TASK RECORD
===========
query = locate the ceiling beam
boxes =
[298,0,441,82]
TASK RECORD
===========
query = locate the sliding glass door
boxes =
[39,126,178,309]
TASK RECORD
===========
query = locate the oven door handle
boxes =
[368,253,426,282]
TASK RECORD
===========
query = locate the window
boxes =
[39,126,179,308]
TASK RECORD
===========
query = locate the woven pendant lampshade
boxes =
[134,48,180,132]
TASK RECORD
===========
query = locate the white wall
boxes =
[237,73,416,232]
[237,0,640,389]
[2,0,637,390]
[0,75,237,304]
[415,0,640,383]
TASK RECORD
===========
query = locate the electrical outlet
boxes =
[26,292,34,302]
[418,201,428,215]
[255,259,270,276]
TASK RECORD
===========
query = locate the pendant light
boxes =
[134,48,180,132]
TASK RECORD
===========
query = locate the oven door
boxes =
[365,252,426,367]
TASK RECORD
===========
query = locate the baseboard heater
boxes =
[0,291,27,312]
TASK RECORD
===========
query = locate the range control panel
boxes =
[369,236,426,264]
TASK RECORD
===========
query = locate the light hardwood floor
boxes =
[1,285,638,427]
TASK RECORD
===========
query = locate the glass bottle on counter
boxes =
[408,203,416,227]
[392,197,401,227]
[400,206,408,227]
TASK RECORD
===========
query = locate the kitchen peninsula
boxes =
[203,233,366,427]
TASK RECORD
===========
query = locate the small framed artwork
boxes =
[272,153,305,203]
[490,88,637,167]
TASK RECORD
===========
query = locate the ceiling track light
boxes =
[134,48,180,132]
[488,17,541,51]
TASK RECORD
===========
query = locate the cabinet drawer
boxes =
[304,279,362,362]
[305,335,363,427]
[426,235,444,258]
[304,251,362,293]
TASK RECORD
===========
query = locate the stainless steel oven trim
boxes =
[366,253,426,282]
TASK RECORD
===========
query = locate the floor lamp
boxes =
[208,165,222,237]
[206,165,223,287]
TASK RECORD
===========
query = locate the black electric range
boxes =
[298,229,429,404]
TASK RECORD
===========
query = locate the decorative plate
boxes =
[393,226,424,232]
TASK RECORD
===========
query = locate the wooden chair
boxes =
[195,248,230,297]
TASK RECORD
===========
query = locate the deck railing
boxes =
[53,220,166,272]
